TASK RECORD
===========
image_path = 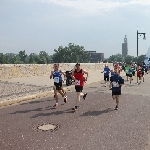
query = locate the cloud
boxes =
[38,0,150,12]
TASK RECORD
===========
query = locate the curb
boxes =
[0,80,104,108]
[0,73,126,108]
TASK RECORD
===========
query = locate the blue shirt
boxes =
[104,67,110,76]
[129,69,133,74]
[111,72,115,77]
[110,74,124,92]
[53,70,62,83]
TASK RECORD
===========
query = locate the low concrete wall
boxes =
[0,63,113,79]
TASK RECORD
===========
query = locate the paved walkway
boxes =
[0,70,125,106]
[0,72,150,150]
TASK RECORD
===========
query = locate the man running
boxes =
[145,64,148,75]
[125,64,130,81]
[137,66,142,84]
[141,61,145,82]
[114,62,121,75]
[128,66,133,84]
[110,68,124,110]
[50,63,67,109]
[109,69,115,90]
[72,63,88,112]
[131,62,136,76]
[101,65,110,87]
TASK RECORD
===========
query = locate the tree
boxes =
[52,43,90,63]
[38,51,50,64]
[0,53,9,64]
[137,55,145,63]
[107,54,124,63]
[19,50,27,63]
[29,53,39,64]
[124,55,134,64]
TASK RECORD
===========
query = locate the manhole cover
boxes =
[38,124,56,131]
[34,123,60,132]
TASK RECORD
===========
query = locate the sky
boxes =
[0,0,150,58]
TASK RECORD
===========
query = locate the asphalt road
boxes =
[1,74,150,150]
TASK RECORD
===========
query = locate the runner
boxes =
[141,62,145,82]
[129,66,133,84]
[109,69,115,90]
[145,64,148,75]
[110,68,124,110]
[114,62,121,75]
[71,63,88,112]
[125,64,130,81]
[131,62,136,76]
[50,63,67,109]
[137,66,142,84]
[101,64,110,87]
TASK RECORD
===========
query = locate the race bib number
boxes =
[75,80,80,85]
[54,77,59,83]
[104,71,107,73]
[112,82,118,87]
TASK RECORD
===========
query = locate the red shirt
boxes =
[73,69,84,86]
[137,69,142,76]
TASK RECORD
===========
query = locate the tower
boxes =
[122,35,128,57]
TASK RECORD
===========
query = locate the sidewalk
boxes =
[1,70,126,107]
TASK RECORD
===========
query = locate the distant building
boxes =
[122,35,128,57]
[88,51,104,63]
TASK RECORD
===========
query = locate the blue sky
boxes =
[0,0,150,58]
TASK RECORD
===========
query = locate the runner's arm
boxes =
[71,69,75,80]
[50,71,54,79]
[61,71,66,80]
[82,69,89,78]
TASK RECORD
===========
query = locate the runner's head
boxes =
[114,68,119,75]
[54,63,59,71]
[75,63,81,70]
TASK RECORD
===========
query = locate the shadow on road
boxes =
[9,107,43,114]
[30,111,65,118]
[80,108,114,116]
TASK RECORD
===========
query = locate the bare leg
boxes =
[115,95,119,106]
[58,90,66,97]
[54,89,58,103]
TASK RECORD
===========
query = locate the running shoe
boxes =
[53,103,58,109]
[83,93,87,100]
[72,106,78,111]
[64,96,67,103]
[114,105,118,110]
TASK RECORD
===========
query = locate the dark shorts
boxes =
[126,73,129,76]
[142,72,144,76]
[54,82,62,90]
[129,74,132,77]
[145,69,147,72]
[75,86,83,92]
[104,75,109,81]
[132,71,135,75]
[112,90,121,96]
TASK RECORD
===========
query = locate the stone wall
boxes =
[0,63,113,79]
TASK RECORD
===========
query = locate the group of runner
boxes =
[50,63,88,112]
[50,61,149,112]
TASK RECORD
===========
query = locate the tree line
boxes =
[0,43,145,64]
[106,53,145,64]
